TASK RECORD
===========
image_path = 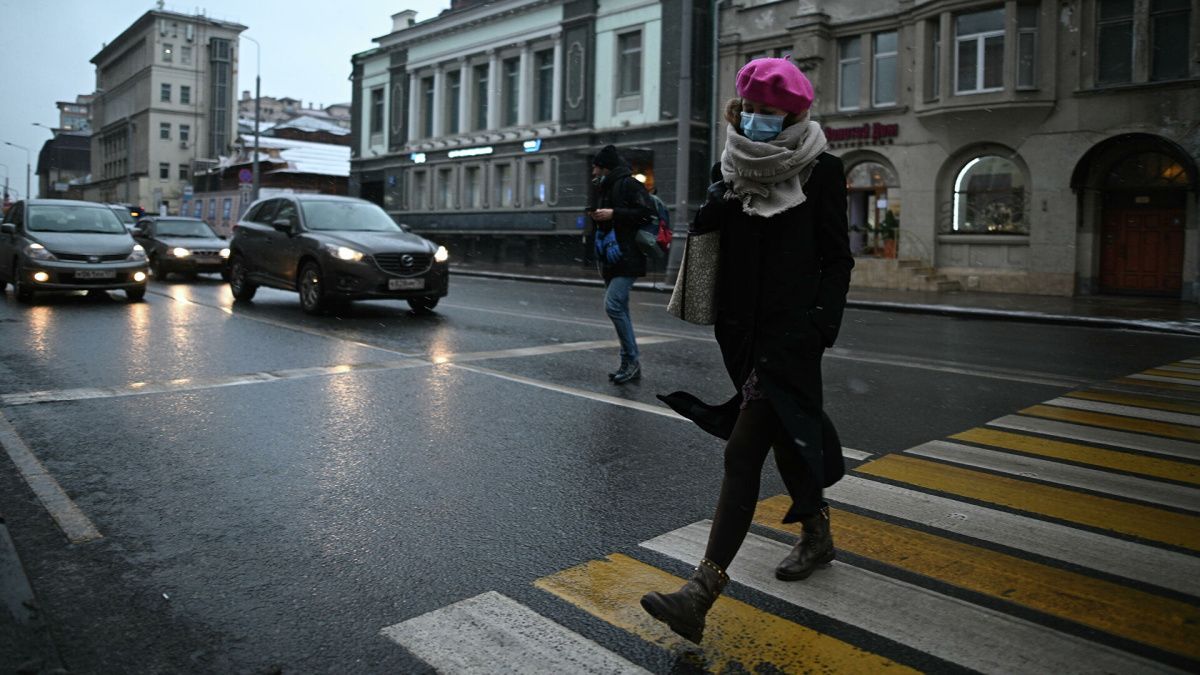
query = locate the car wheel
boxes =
[220,268,231,282]
[298,261,328,315]
[149,256,167,281]
[407,297,439,314]
[229,255,257,301]
[125,286,146,302]
[13,272,34,304]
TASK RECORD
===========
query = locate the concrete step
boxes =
[936,280,963,292]
[897,259,924,269]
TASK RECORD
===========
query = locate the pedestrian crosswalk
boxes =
[381,357,1200,673]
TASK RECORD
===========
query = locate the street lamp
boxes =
[241,34,262,202]
[32,122,56,135]
[3,141,31,202]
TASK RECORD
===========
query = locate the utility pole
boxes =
[243,35,262,201]
[3,142,31,203]
[666,0,695,281]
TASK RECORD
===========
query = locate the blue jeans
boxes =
[604,276,639,363]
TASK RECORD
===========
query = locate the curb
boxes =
[0,515,65,673]
[449,267,1200,337]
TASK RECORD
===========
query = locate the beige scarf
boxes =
[720,114,828,218]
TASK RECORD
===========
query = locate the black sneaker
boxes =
[608,359,629,381]
[612,361,641,384]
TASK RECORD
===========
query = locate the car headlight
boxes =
[219,248,231,259]
[434,245,449,263]
[126,244,147,262]
[170,247,191,258]
[323,244,364,262]
[26,242,58,261]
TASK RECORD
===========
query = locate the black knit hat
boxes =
[593,145,624,170]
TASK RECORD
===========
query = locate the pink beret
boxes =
[735,58,813,115]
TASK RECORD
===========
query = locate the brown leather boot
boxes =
[775,505,834,581]
[639,558,729,644]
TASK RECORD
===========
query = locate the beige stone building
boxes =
[84,9,245,215]
[718,0,1199,299]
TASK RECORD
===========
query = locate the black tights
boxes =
[703,399,820,570]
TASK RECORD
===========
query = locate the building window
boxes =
[1150,0,1190,81]
[502,58,520,127]
[955,8,1005,93]
[437,167,455,209]
[181,45,192,65]
[951,155,1028,234]
[180,85,191,105]
[838,36,861,110]
[1097,0,1134,84]
[494,163,514,207]
[1017,5,1039,89]
[473,64,489,130]
[180,124,190,143]
[872,31,898,106]
[161,83,172,102]
[527,160,548,206]
[534,49,554,122]
[159,163,170,180]
[464,165,483,208]
[617,31,642,97]
[422,76,435,138]
[446,71,461,135]
[413,170,429,210]
[370,87,384,135]
[208,38,231,157]
[160,122,171,140]
[162,43,173,62]
[179,164,189,180]
[930,21,942,100]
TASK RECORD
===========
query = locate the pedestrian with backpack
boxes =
[588,145,656,384]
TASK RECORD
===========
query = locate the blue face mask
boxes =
[740,112,786,142]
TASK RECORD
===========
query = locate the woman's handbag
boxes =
[667,229,720,325]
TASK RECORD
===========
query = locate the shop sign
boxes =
[448,146,494,159]
[823,122,900,146]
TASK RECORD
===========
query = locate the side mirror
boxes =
[271,218,294,233]
[0,223,14,235]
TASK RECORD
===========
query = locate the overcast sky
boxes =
[0,0,450,198]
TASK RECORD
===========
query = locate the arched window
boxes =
[1105,152,1189,189]
[951,155,1027,233]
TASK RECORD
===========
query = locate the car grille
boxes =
[373,252,431,276]
[189,250,224,259]
[55,252,129,262]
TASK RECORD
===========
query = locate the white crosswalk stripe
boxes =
[381,591,650,675]
[1045,396,1200,427]
[988,414,1200,461]
[1128,373,1200,386]
[642,523,1180,675]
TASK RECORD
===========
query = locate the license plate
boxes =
[388,278,424,290]
[75,270,116,279]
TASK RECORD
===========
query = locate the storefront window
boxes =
[951,155,1028,233]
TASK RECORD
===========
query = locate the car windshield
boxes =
[155,219,217,237]
[300,201,401,232]
[29,205,127,234]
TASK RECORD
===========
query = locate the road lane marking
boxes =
[986,415,1200,461]
[0,411,101,544]
[644,521,1185,672]
[534,553,915,673]
[380,591,650,675]
[856,455,1200,550]
[827,475,1200,596]
[1066,390,1200,415]
[443,335,677,364]
[751,498,1200,661]
[1021,404,1200,442]
[908,439,1200,511]
[1044,396,1200,427]
[953,427,1200,484]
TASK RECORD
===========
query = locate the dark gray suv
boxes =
[0,199,149,303]
[227,194,449,314]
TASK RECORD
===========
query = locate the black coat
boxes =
[660,152,854,521]
[593,166,653,280]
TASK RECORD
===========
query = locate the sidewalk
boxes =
[449,261,1200,337]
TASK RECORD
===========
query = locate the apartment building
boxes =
[720,0,1198,299]
[349,0,714,269]
[83,8,245,214]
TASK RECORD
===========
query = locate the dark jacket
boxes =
[594,165,653,280]
[660,152,854,520]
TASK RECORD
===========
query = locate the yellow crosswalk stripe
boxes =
[1067,390,1200,415]
[1146,368,1200,381]
[855,454,1200,550]
[1166,362,1200,372]
[1117,377,1200,395]
[534,553,917,674]
[1022,404,1200,442]
[951,427,1200,485]
[754,496,1200,660]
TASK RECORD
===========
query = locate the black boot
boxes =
[608,358,629,381]
[640,558,728,644]
[775,505,834,581]
[612,360,641,384]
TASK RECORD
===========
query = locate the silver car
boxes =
[0,199,150,303]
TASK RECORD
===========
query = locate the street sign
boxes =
[238,168,253,184]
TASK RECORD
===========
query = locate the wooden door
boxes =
[1100,209,1184,295]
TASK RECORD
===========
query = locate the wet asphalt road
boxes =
[2,274,1198,673]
